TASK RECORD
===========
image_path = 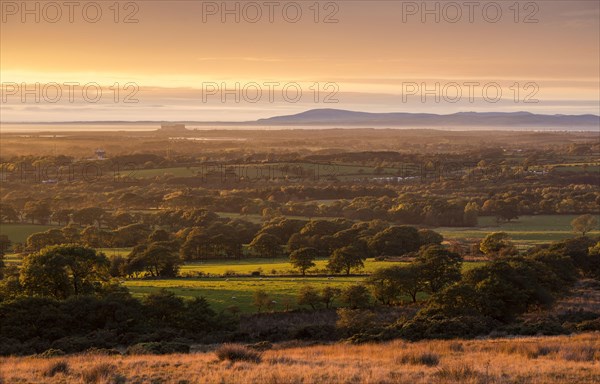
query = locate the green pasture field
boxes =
[2,213,594,313]
[438,215,598,248]
[124,276,432,313]
[551,164,600,174]
[125,260,484,312]
[180,258,484,276]
[124,276,362,312]
[180,258,409,276]
[0,223,57,243]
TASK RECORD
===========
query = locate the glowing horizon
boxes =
[1,1,599,122]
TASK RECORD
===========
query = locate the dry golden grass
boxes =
[1,333,599,384]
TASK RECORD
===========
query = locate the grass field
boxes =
[179,257,412,275]
[0,223,57,243]
[2,214,595,312]
[438,214,599,248]
[125,260,485,312]
[3,249,482,312]
[125,276,365,312]
[2,333,598,383]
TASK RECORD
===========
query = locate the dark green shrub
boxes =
[215,344,262,363]
[39,348,66,358]
[246,341,273,351]
[81,363,125,384]
[43,360,69,377]
[397,352,440,366]
[502,318,567,336]
[401,314,498,340]
[126,342,190,355]
[573,318,600,332]
[292,324,338,341]
[84,347,122,355]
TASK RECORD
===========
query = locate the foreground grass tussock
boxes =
[1,334,599,384]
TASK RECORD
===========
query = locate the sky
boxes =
[1,0,599,122]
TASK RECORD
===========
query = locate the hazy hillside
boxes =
[255,109,600,129]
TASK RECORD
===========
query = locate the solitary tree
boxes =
[26,229,66,252]
[588,242,600,279]
[367,264,424,304]
[20,245,110,299]
[339,284,371,309]
[571,214,599,236]
[297,285,321,310]
[321,286,341,308]
[0,203,19,223]
[327,245,366,275]
[367,226,421,256]
[0,235,11,257]
[415,245,462,294]
[252,289,272,313]
[126,241,182,277]
[479,232,515,257]
[289,247,317,276]
[23,201,51,224]
[249,233,282,258]
[417,229,444,247]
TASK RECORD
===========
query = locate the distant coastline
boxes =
[1,109,599,133]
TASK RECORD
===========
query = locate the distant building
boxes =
[160,123,187,132]
[95,148,106,160]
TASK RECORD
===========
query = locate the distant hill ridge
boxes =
[255,109,600,128]
[4,109,599,130]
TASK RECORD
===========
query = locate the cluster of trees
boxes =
[0,289,235,355]
[280,236,600,342]
[0,244,235,355]
[399,236,600,339]
[1,236,599,355]
[3,178,597,233]
[16,210,597,281]
[18,211,451,279]
[291,245,462,312]
[285,222,445,275]
[367,245,461,304]
[1,245,112,300]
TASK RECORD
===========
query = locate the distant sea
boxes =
[1,123,598,133]
[0,123,335,133]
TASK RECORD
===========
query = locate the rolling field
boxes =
[125,260,484,312]
[2,214,595,313]
[179,257,411,275]
[0,223,57,243]
[438,214,599,248]
[125,276,365,312]
[2,333,598,384]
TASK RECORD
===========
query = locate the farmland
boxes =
[125,260,484,312]
[438,214,600,248]
[1,215,597,247]
[125,276,364,312]
[1,127,598,364]
[1,214,593,312]
[0,223,57,243]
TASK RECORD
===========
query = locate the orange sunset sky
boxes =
[1,0,599,121]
